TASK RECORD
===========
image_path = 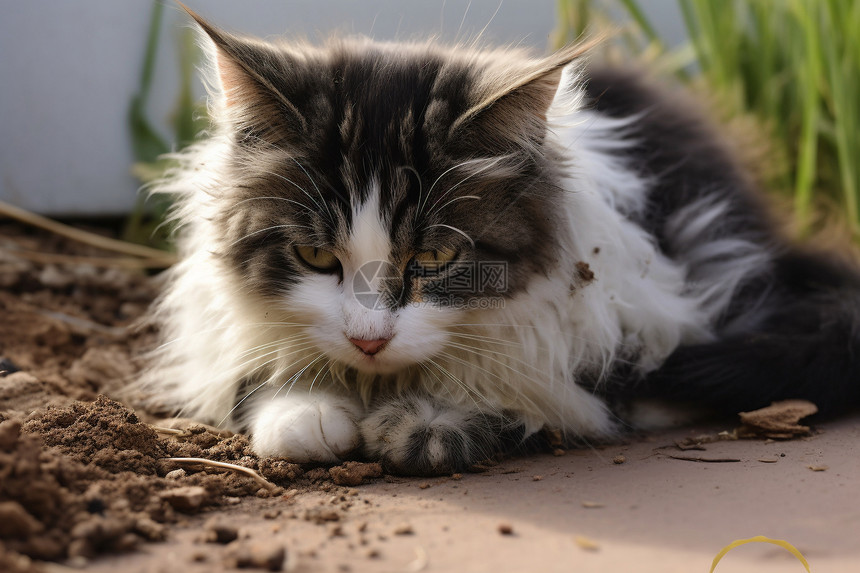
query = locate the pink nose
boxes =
[349,338,389,355]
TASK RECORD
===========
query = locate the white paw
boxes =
[248,393,363,462]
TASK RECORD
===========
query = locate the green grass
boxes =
[556,0,860,238]
[125,1,207,249]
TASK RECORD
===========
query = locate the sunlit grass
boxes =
[557,0,860,238]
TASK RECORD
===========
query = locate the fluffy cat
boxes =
[143,6,860,475]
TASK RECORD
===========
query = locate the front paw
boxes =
[249,393,363,462]
[360,396,523,475]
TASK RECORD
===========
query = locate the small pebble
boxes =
[0,357,20,377]
[497,523,514,536]
[223,541,286,572]
[159,486,207,512]
[204,518,238,544]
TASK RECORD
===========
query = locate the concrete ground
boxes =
[83,414,860,573]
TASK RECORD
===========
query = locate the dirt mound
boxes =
[1,397,241,562]
[0,223,386,569]
[1,395,384,567]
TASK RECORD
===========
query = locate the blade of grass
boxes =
[821,0,859,232]
[791,0,822,233]
[617,0,662,49]
[128,1,169,164]
[125,1,170,244]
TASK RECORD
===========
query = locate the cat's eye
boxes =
[294,245,340,272]
[413,248,459,273]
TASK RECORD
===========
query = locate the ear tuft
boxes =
[179,2,307,134]
[449,37,602,150]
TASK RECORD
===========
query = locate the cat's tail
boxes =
[638,249,860,417]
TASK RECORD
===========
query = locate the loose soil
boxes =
[2,220,859,573]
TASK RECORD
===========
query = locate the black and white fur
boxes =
[142,8,860,475]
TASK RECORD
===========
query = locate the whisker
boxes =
[275,353,327,399]
[436,350,548,419]
[419,157,497,220]
[417,361,469,410]
[233,334,315,361]
[398,165,424,213]
[425,223,474,246]
[227,224,308,247]
[307,358,332,395]
[288,157,336,223]
[447,331,533,349]
[232,194,318,215]
[427,156,506,216]
[430,194,481,215]
[234,179,317,215]
[446,341,542,373]
[219,378,269,426]
[424,357,504,418]
[224,337,319,378]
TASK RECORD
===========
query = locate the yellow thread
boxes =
[710,536,811,572]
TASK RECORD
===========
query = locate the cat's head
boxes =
[185,7,589,375]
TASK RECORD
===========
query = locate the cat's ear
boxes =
[449,40,598,150]
[180,3,308,140]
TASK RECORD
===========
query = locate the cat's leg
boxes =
[360,395,528,475]
[242,389,364,462]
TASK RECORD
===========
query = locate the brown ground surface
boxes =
[1,221,859,573]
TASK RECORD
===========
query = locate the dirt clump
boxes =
[0,222,388,569]
[1,395,370,566]
[329,461,384,486]
[0,398,233,562]
[23,395,165,474]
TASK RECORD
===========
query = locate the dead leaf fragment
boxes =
[575,535,600,551]
[737,400,818,439]
[581,501,605,509]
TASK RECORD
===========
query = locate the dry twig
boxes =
[0,199,176,266]
[163,457,280,491]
